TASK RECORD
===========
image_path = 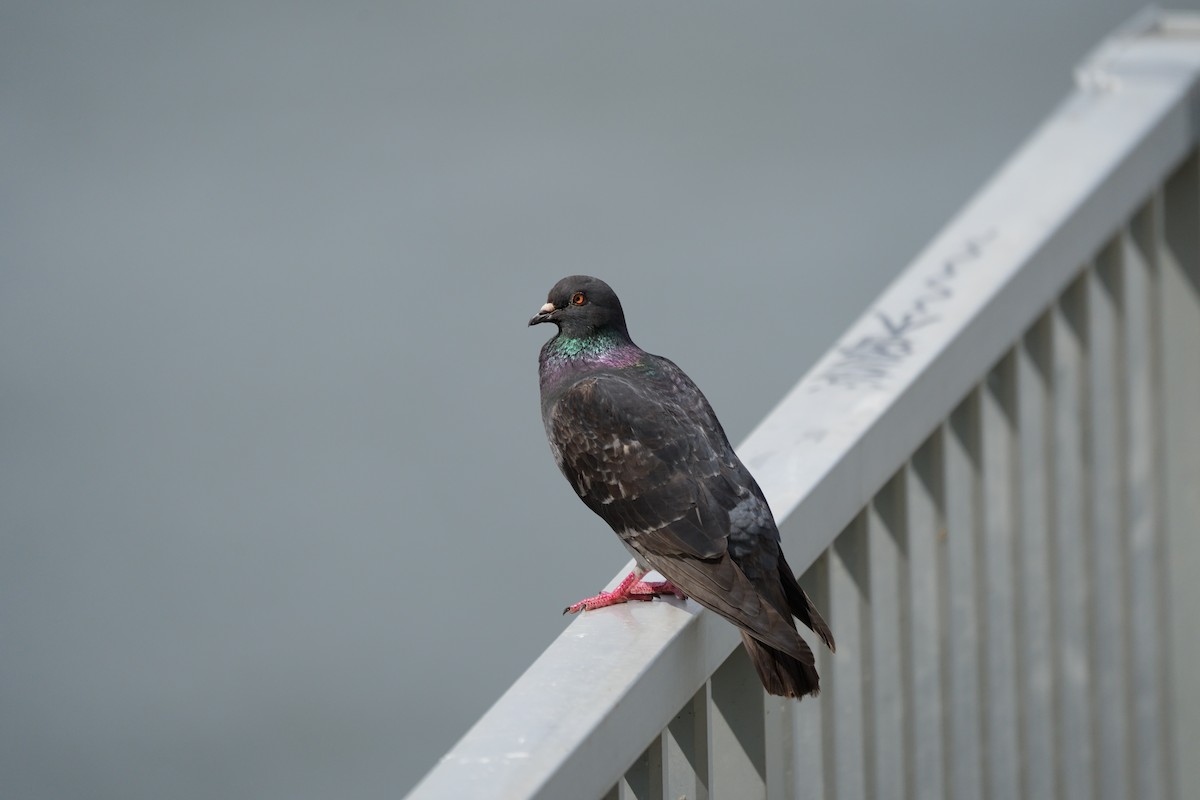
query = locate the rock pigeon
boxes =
[530,275,835,698]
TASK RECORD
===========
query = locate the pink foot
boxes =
[563,571,687,615]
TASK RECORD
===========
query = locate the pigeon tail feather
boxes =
[779,560,836,652]
[740,631,821,699]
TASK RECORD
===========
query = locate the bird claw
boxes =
[563,591,620,615]
[563,578,686,615]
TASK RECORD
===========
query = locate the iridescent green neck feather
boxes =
[545,329,624,360]
[539,329,643,391]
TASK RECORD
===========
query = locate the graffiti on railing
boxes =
[812,229,998,392]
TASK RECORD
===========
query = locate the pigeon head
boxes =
[529,275,630,339]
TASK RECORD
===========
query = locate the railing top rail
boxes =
[407,10,1200,799]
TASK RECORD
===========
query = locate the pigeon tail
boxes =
[779,560,836,652]
[740,631,821,699]
[740,555,834,699]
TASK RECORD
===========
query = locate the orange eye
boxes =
[570,292,586,306]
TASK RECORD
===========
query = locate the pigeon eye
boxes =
[570,292,587,306]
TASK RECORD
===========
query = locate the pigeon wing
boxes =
[548,373,727,560]
[548,374,814,663]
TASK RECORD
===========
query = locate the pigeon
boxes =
[530,275,835,698]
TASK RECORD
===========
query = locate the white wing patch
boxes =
[621,506,691,540]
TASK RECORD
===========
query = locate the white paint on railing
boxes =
[408,11,1200,799]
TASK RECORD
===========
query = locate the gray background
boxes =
[2,3,1191,798]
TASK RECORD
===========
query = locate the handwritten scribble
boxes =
[812,229,998,392]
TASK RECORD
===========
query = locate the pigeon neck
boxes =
[540,327,642,379]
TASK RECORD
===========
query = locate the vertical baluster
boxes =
[981,353,1020,800]
[1124,200,1168,800]
[709,644,766,799]
[868,474,908,800]
[618,738,661,800]
[943,391,984,800]
[906,433,946,800]
[663,686,709,800]
[1052,275,1096,800]
[1088,243,1133,800]
[1016,314,1057,799]
[794,553,830,800]
[1159,151,1200,800]
[828,513,870,800]
[764,692,793,800]
[647,738,664,800]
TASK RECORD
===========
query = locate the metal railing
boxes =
[409,9,1200,799]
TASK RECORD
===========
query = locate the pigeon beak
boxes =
[529,302,556,326]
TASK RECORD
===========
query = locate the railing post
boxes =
[1159,150,1200,800]
[944,393,985,800]
[1087,242,1134,800]
[708,645,767,799]
[906,436,947,800]
[663,687,709,800]
[1015,315,1058,799]
[867,475,909,800]
[1050,276,1096,800]
[1125,198,1169,800]
[828,513,870,800]
[981,354,1021,800]
[792,554,832,800]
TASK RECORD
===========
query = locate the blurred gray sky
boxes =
[2,2,1192,798]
